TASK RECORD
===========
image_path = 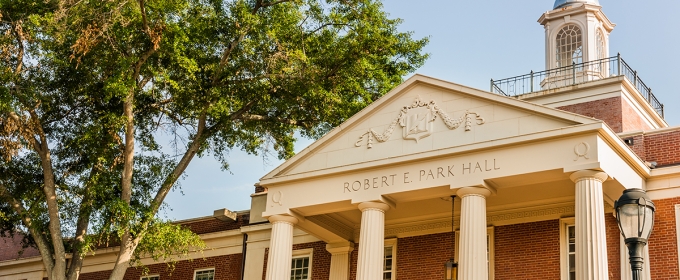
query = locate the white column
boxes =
[265,215,298,280]
[457,186,491,280]
[326,243,354,280]
[570,170,609,280]
[356,201,390,280]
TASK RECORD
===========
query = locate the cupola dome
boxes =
[553,0,600,9]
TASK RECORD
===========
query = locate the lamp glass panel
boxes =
[618,204,641,238]
[641,206,654,239]
[445,261,456,280]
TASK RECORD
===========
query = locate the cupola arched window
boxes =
[555,24,583,67]
[596,29,605,60]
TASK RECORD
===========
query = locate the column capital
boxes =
[268,214,299,225]
[456,186,491,198]
[569,170,609,183]
[326,242,355,255]
[357,201,390,212]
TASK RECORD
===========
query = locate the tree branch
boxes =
[0,183,55,276]
[137,0,149,33]
[66,166,97,280]
[11,20,25,75]
[211,0,291,86]
[238,113,305,126]
[260,0,295,8]
[308,23,350,34]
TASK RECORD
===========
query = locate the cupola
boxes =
[538,0,615,71]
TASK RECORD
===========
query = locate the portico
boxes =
[258,75,648,280]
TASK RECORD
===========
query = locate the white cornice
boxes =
[260,122,605,187]
[376,202,580,239]
[538,4,614,31]
[618,125,680,138]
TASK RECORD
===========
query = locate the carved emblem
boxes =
[574,142,590,161]
[355,97,485,148]
[271,191,283,207]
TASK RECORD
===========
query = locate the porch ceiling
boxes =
[299,168,623,242]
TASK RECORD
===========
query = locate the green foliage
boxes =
[0,0,427,278]
[134,220,206,266]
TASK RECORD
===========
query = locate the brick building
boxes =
[2,0,680,280]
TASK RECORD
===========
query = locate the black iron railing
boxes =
[490,54,664,117]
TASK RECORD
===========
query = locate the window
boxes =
[291,248,313,280]
[194,269,214,280]
[291,256,310,280]
[560,218,575,280]
[555,24,583,68]
[594,29,607,75]
[383,239,397,280]
[567,225,576,280]
[141,276,159,280]
[596,30,605,61]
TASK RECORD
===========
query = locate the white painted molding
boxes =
[384,238,398,280]
[675,204,680,278]
[380,203,577,240]
[559,217,575,280]
[306,215,354,240]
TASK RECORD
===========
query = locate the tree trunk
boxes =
[108,233,143,280]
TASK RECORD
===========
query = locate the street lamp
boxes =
[444,195,457,280]
[614,189,655,280]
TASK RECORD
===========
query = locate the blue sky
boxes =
[162,0,680,221]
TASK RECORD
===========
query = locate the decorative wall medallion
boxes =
[271,191,283,207]
[574,142,590,161]
[355,97,485,149]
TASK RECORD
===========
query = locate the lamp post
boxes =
[444,195,457,280]
[614,189,656,280]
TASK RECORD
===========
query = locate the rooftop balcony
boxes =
[490,54,664,118]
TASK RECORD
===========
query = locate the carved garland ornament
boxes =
[355,97,486,149]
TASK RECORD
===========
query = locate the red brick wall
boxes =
[0,233,41,261]
[262,241,331,280]
[605,213,621,280]
[644,130,680,167]
[396,232,453,279]
[622,129,680,167]
[494,220,560,279]
[556,96,651,133]
[626,134,646,160]
[348,243,358,280]
[621,99,651,132]
[181,214,249,235]
[558,97,624,133]
[79,254,243,280]
[647,197,680,280]
[255,186,266,193]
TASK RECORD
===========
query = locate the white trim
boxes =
[559,217,575,280]
[193,268,215,280]
[675,204,680,278]
[384,238,397,280]
[488,226,495,280]
[291,248,313,280]
[140,275,159,280]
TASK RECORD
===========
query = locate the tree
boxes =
[0,0,428,279]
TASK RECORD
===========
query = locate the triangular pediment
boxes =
[262,74,600,180]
